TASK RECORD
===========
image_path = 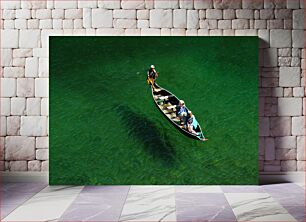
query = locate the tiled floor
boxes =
[1,182,304,221]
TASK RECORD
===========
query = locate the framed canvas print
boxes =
[50,37,258,185]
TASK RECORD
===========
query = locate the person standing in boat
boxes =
[177,100,189,127]
[147,65,158,88]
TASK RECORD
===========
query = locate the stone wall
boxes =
[0,0,305,172]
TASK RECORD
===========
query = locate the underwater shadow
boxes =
[115,104,176,166]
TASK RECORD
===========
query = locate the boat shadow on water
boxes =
[115,104,177,166]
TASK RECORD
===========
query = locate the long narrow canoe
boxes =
[151,83,206,141]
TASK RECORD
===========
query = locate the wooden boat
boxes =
[151,83,207,141]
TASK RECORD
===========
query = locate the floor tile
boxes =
[119,186,176,222]
[262,183,304,193]
[59,186,130,221]
[176,193,236,221]
[283,205,305,222]
[1,183,47,193]
[270,192,305,206]
[3,186,84,221]
[221,185,264,193]
[225,193,297,221]
[176,185,222,193]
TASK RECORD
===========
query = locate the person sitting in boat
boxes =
[177,100,189,127]
[187,111,199,135]
[187,111,208,141]
[147,65,158,87]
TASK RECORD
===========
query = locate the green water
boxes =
[50,37,258,185]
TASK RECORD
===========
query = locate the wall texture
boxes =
[0,0,305,172]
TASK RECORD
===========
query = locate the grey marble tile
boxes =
[1,182,47,193]
[176,193,236,222]
[119,186,176,222]
[3,186,84,221]
[263,183,304,194]
[221,185,264,193]
[59,186,130,221]
[82,185,130,194]
[176,185,222,193]
[1,205,17,219]
[1,192,35,205]
[270,192,305,206]
[283,205,305,222]
[225,193,297,221]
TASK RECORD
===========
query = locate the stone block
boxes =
[114,10,136,19]
[187,10,199,29]
[171,29,186,36]
[213,0,241,9]
[270,117,291,136]
[275,9,292,19]
[35,9,51,19]
[137,10,149,19]
[1,30,19,48]
[3,9,16,19]
[137,20,149,28]
[35,78,49,98]
[25,57,38,78]
[236,9,254,19]
[3,67,24,78]
[150,9,172,28]
[140,28,161,36]
[293,9,305,29]
[2,49,12,67]
[1,117,6,136]
[114,19,137,28]
[276,148,297,160]
[259,117,270,136]
[293,87,304,97]
[195,0,213,9]
[19,30,41,48]
[41,98,49,116]
[9,161,27,171]
[264,164,281,172]
[98,0,120,9]
[281,160,297,171]
[92,9,113,28]
[154,0,178,9]
[292,116,305,135]
[20,116,48,136]
[278,98,302,116]
[36,137,49,149]
[28,160,41,171]
[291,57,300,67]
[38,58,49,77]
[260,9,273,19]
[1,78,16,98]
[173,9,187,28]
[52,9,64,19]
[54,0,77,9]
[263,48,277,67]
[258,29,269,48]
[242,0,263,9]
[206,9,222,19]
[96,28,125,36]
[297,136,305,160]
[21,0,47,9]
[5,136,35,160]
[15,9,31,19]
[297,161,305,171]
[11,98,26,115]
[223,9,235,19]
[78,0,97,8]
[1,1,20,9]
[26,98,41,116]
[218,20,232,29]
[83,8,91,28]
[15,19,27,29]
[279,67,300,87]
[265,137,275,160]
[275,136,297,149]
[161,28,171,36]
[65,9,82,19]
[270,29,291,48]
[17,78,34,97]
[287,0,300,9]
[292,30,305,48]
[7,116,20,136]
[1,98,10,116]
[13,49,32,58]
[41,160,49,171]
[232,19,249,29]
[36,149,48,160]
